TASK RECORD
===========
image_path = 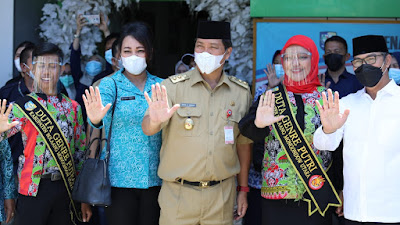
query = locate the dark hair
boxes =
[325,36,348,53]
[119,22,154,63]
[111,37,120,58]
[105,33,120,47]
[32,42,64,63]
[15,41,35,53]
[222,39,232,49]
[20,44,36,64]
[272,50,281,63]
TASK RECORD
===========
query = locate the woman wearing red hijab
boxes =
[239,35,340,225]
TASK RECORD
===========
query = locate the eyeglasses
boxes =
[351,54,386,68]
[281,52,311,62]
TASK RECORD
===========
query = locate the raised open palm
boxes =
[82,86,112,126]
[316,89,350,134]
[0,99,19,133]
[144,83,179,125]
[264,64,284,89]
[254,90,285,128]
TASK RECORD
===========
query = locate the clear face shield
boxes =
[31,55,63,95]
[281,46,312,87]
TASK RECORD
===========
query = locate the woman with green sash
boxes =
[239,35,340,225]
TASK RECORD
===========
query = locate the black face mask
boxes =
[324,53,345,72]
[354,63,386,87]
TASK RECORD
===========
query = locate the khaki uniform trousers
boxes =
[159,176,236,225]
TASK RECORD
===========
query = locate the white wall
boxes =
[0,0,14,88]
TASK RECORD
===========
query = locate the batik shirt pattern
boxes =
[261,86,332,200]
[0,140,16,222]
[0,93,86,196]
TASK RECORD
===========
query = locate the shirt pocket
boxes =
[176,107,202,137]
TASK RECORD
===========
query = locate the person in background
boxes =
[0,140,17,224]
[0,44,36,183]
[70,14,106,123]
[239,35,340,225]
[322,36,363,97]
[6,41,35,85]
[0,42,91,225]
[243,49,281,225]
[389,53,400,85]
[174,60,189,74]
[314,35,400,225]
[83,22,163,225]
[59,62,76,100]
[181,53,196,69]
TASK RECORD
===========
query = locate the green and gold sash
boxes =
[271,85,341,216]
[15,95,81,222]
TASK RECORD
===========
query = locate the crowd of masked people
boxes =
[0,13,400,225]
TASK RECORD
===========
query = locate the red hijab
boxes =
[281,35,321,94]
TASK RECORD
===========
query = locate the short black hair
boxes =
[105,33,120,48]
[32,42,64,63]
[15,41,35,53]
[119,22,154,63]
[272,50,281,64]
[111,37,120,58]
[325,36,348,53]
[20,44,36,64]
[222,39,232,50]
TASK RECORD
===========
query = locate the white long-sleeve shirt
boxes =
[314,80,400,223]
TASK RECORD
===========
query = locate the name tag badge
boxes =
[224,126,234,144]
[180,103,196,108]
[121,96,135,101]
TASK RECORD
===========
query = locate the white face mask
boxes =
[14,58,22,72]
[23,63,35,79]
[121,55,147,75]
[194,51,225,74]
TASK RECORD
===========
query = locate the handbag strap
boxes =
[105,78,118,163]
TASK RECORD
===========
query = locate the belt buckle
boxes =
[51,172,61,181]
[200,181,209,188]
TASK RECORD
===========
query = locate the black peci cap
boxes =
[352,35,388,56]
[197,21,231,40]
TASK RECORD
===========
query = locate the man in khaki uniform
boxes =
[142,21,252,225]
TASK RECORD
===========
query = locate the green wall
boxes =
[251,0,400,18]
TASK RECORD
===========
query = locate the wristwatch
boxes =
[237,186,250,192]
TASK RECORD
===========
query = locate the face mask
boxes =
[105,49,113,65]
[23,63,35,79]
[355,61,387,87]
[121,55,147,75]
[114,58,124,70]
[274,64,285,78]
[85,61,103,77]
[389,68,400,84]
[59,75,74,87]
[324,53,345,72]
[194,51,225,74]
[14,58,22,72]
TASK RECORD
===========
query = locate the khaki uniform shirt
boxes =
[157,69,252,182]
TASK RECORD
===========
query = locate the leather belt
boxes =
[41,171,62,181]
[176,178,225,188]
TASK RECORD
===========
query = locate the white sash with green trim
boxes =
[14,94,82,222]
[271,85,341,216]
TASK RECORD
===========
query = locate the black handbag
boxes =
[72,79,118,206]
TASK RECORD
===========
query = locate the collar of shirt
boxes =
[114,70,158,95]
[189,68,231,89]
[357,79,400,100]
